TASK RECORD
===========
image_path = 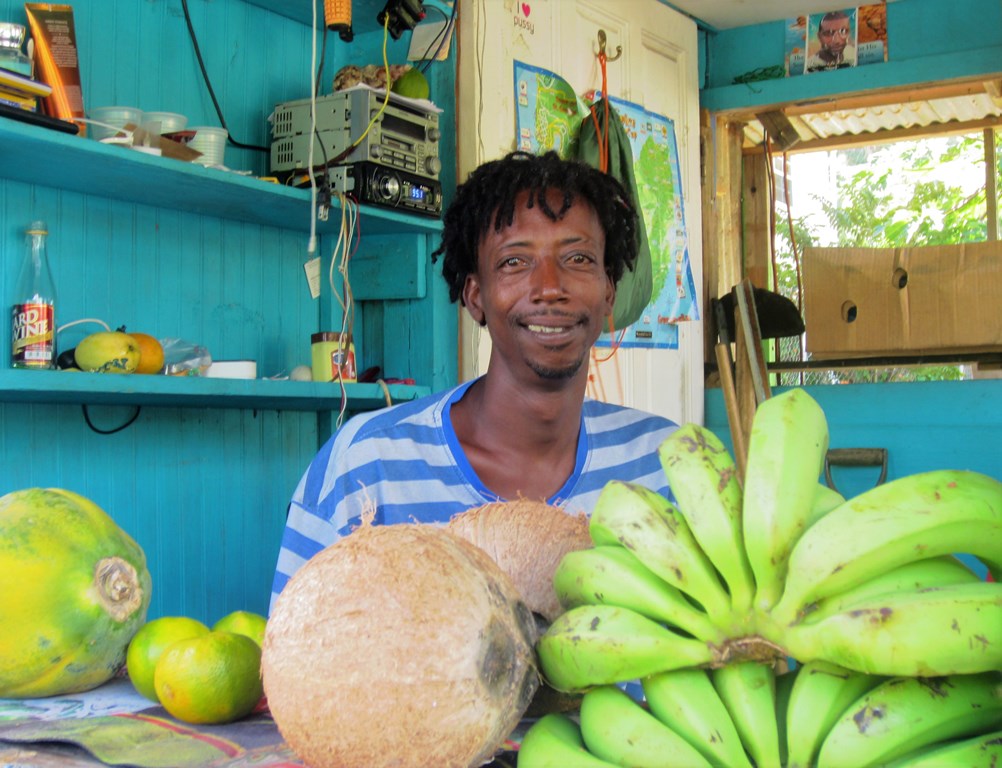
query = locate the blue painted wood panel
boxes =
[0,0,459,624]
[706,380,1002,500]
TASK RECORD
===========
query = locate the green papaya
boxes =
[0,488,152,697]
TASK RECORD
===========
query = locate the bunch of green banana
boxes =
[784,660,884,767]
[772,468,1002,626]
[796,554,982,625]
[536,604,715,693]
[816,671,1002,767]
[517,712,617,768]
[742,388,830,612]
[710,661,783,768]
[779,580,1002,676]
[579,685,713,767]
[774,665,797,767]
[643,667,753,768]
[658,423,756,617]
[528,386,1002,766]
[808,482,846,526]
[886,728,1002,767]
[589,480,734,628]
[552,545,725,644]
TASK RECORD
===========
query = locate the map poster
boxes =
[514,60,586,157]
[786,4,888,76]
[513,62,698,350]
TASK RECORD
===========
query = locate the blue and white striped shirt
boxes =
[270,378,678,611]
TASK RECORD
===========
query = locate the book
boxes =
[0,86,38,111]
[0,66,53,98]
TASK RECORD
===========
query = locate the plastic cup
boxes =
[143,111,188,134]
[87,106,143,142]
[188,126,228,166]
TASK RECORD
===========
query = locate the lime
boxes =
[391,68,430,100]
[212,610,267,648]
[154,630,264,725]
[126,616,210,701]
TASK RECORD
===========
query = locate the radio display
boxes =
[409,186,426,201]
[382,111,424,141]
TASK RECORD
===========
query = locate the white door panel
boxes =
[456,0,703,425]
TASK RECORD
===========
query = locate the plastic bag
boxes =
[160,338,212,376]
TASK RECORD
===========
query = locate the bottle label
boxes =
[329,346,356,382]
[11,302,55,367]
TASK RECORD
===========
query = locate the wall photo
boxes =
[786,3,888,76]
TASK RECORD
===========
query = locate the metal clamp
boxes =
[824,448,888,495]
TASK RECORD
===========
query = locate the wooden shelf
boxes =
[0,369,429,412]
[0,118,442,236]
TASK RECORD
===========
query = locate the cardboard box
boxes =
[804,243,1002,359]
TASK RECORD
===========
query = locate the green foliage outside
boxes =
[773,130,1000,385]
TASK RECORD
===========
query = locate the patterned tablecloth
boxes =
[0,677,302,767]
[0,677,525,767]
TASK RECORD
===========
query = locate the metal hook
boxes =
[597,29,622,62]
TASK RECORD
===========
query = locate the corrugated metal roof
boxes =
[743,81,1002,148]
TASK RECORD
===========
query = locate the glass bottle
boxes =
[0,23,32,77]
[11,220,57,369]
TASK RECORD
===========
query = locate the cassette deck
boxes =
[270,87,441,181]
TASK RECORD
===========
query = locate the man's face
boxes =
[462,189,614,382]
[819,17,850,56]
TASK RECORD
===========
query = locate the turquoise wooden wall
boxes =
[707,381,1002,500]
[0,0,457,623]
[700,0,1002,111]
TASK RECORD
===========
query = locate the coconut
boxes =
[262,521,539,768]
[447,499,593,622]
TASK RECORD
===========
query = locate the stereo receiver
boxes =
[270,87,442,181]
[328,162,442,218]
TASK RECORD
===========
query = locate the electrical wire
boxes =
[781,149,806,381]
[414,4,448,66]
[315,24,329,97]
[179,0,268,152]
[307,0,320,256]
[82,405,142,435]
[294,14,394,183]
[418,2,457,74]
[329,193,360,430]
[781,150,805,315]
[475,0,486,161]
[348,16,393,151]
[763,137,780,295]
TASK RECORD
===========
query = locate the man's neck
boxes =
[450,372,588,499]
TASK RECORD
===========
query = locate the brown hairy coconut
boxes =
[447,499,593,622]
[262,521,539,768]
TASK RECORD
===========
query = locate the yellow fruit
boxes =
[130,333,165,375]
[155,631,264,724]
[391,67,430,100]
[0,488,151,698]
[74,331,141,373]
[126,616,210,701]
[212,610,267,648]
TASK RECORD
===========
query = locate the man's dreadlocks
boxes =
[431,150,640,305]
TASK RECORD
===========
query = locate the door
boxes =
[455,0,704,425]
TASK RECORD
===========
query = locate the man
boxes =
[806,10,857,72]
[270,151,678,608]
